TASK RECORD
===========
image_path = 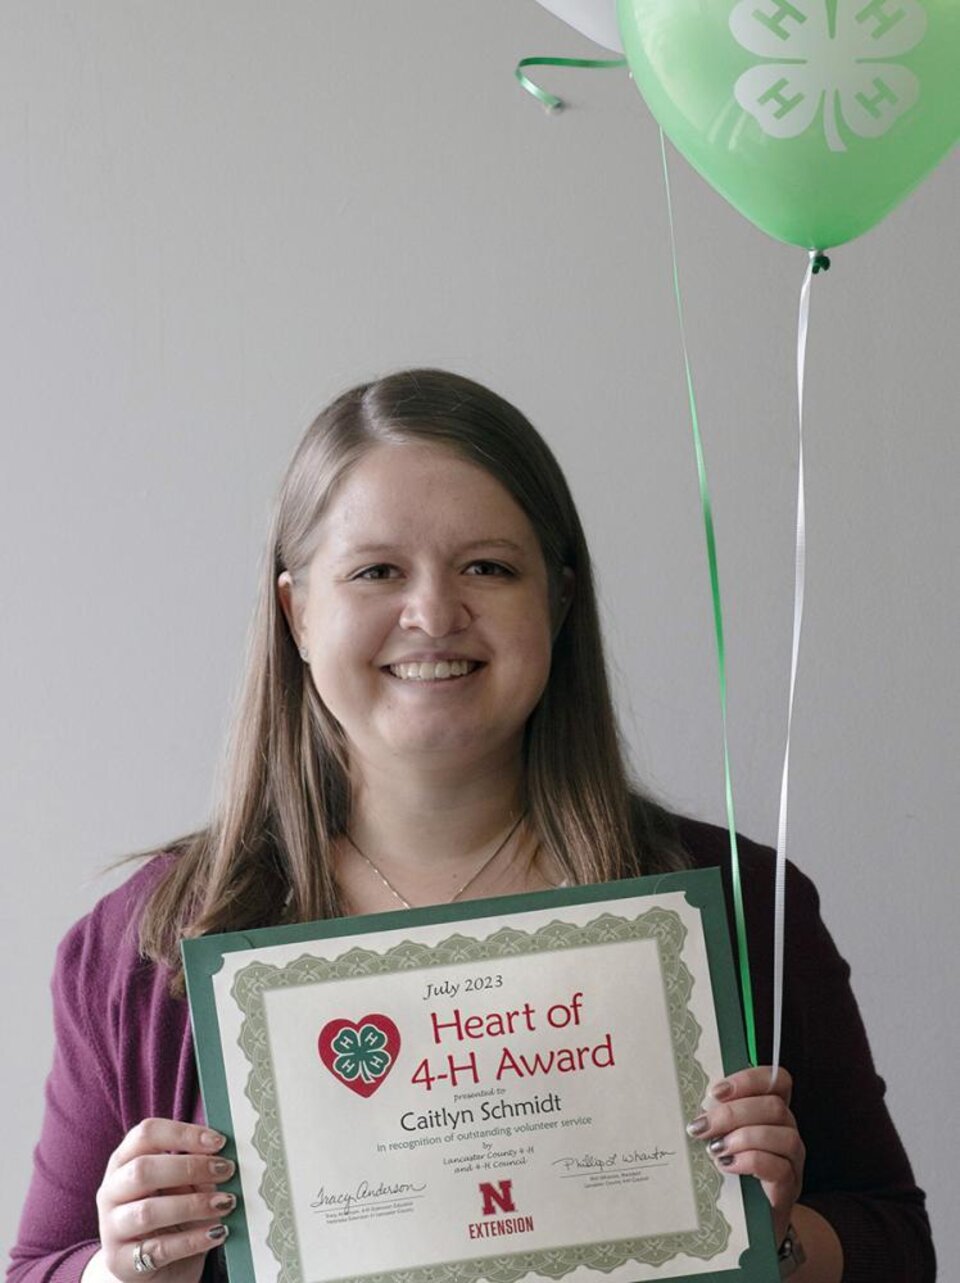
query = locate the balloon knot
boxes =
[811,251,831,275]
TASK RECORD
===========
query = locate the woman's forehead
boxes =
[313,442,538,550]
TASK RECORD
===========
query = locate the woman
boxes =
[10,369,933,1283]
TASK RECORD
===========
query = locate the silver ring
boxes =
[133,1242,158,1274]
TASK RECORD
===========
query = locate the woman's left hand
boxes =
[687,1066,804,1246]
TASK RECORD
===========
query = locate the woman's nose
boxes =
[398,574,470,637]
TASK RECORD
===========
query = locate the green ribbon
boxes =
[514,56,627,112]
[658,130,758,1067]
[513,54,759,1066]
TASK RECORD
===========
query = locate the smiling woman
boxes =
[9,369,934,1283]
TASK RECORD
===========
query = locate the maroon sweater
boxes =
[9,820,935,1283]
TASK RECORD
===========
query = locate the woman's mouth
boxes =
[386,660,481,682]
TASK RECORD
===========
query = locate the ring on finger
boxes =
[133,1241,158,1274]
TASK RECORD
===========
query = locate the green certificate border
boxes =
[183,869,778,1283]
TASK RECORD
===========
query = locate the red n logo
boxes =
[479,1179,515,1216]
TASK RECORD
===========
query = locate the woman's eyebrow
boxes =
[342,543,399,557]
[458,539,525,554]
[344,538,526,556]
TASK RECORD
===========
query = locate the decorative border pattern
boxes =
[231,909,730,1283]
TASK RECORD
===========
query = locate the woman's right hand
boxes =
[91,1119,237,1283]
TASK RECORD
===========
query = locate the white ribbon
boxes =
[659,127,821,1081]
[770,252,817,1082]
[659,124,821,1082]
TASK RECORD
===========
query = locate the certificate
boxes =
[183,869,778,1283]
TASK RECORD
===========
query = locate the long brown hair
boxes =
[140,369,685,992]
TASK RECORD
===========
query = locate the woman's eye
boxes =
[352,564,399,581]
[465,560,513,577]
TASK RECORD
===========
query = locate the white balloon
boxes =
[532,1,623,54]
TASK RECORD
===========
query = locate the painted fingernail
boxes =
[211,1193,237,1213]
[686,1115,709,1137]
[718,1154,735,1168]
[711,1080,734,1102]
[209,1158,234,1177]
[207,1225,229,1242]
[201,1130,226,1150]
[707,1136,727,1155]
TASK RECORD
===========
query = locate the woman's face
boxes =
[278,442,558,775]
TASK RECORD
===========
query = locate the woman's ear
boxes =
[277,571,304,651]
[552,567,575,640]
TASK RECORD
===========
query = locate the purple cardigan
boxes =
[9,821,935,1283]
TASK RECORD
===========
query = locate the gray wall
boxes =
[3,0,956,1262]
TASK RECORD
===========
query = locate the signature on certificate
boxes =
[551,1147,675,1174]
[311,1179,427,1216]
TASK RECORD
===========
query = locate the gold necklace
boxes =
[344,815,526,910]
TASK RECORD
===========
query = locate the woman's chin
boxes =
[365,722,523,772]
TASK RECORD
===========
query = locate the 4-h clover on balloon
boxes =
[616,0,959,249]
[730,0,927,153]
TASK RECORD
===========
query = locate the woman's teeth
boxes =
[388,660,476,681]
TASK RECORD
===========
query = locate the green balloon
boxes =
[616,0,959,249]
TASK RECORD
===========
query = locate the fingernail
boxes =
[209,1158,235,1177]
[207,1225,229,1242]
[211,1193,237,1213]
[718,1154,735,1167]
[686,1115,709,1137]
[201,1130,226,1150]
[711,1080,734,1102]
[707,1136,727,1155]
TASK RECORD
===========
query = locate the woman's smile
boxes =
[385,658,482,681]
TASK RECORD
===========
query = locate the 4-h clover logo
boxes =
[730,0,928,152]
[332,1024,391,1082]
[317,1013,401,1099]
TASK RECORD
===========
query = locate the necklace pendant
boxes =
[346,815,525,911]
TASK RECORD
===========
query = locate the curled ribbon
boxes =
[515,56,627,112]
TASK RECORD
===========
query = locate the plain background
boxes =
[2,0,956,1264]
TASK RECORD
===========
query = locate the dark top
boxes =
[674,818,934,1281]
[8,819,935,1283]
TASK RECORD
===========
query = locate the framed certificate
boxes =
[183,869,778,1283]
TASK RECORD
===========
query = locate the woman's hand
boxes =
[686,1066,804,1247]
[91,1119,237,1283]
